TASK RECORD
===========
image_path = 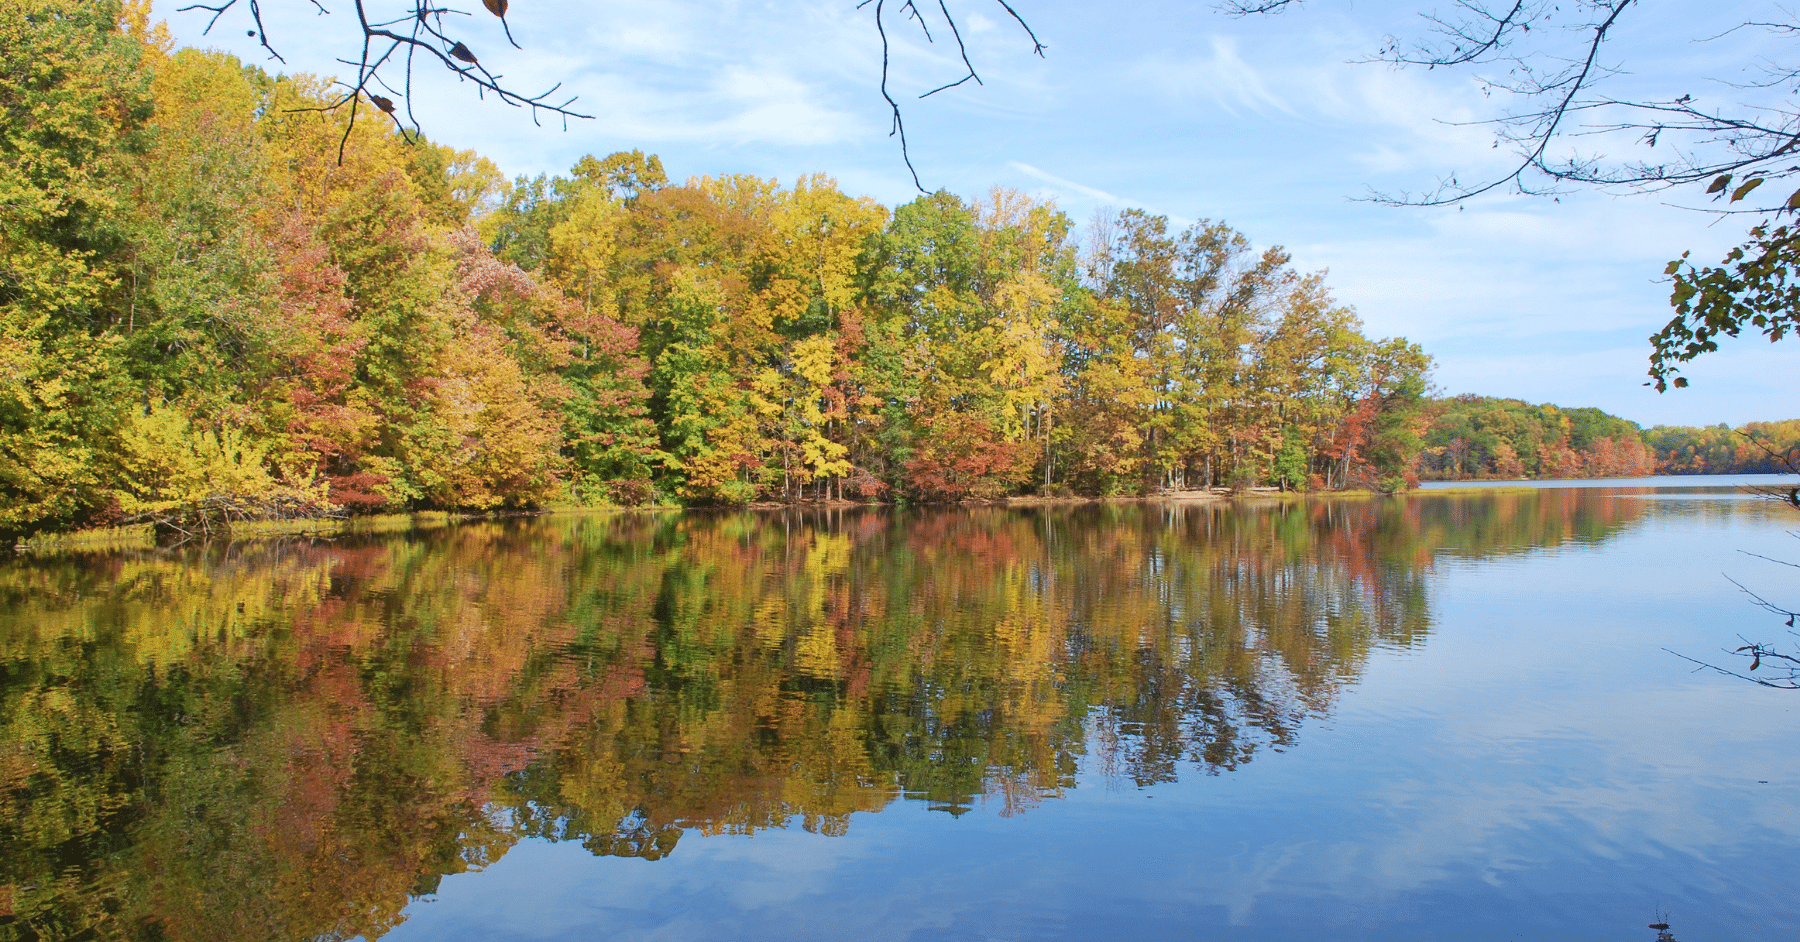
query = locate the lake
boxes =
[3,477,1798,941]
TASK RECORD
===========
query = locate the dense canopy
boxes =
[0,0,1435,539]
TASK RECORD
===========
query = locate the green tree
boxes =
[0,0,152,535]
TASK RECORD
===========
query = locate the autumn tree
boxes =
[0,4,1452,535]
[1419,396,1655,481]
[1077,208,1425,493]
[0,0,151,533]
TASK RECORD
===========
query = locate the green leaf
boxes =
[1730,177,1765,203]
[1707,174,1732,195]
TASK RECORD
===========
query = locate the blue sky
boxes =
[150,0,1798,427]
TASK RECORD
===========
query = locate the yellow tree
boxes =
[756,176,886,500]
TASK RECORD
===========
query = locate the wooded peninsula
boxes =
[3,5,1791,541]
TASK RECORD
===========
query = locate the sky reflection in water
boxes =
[2,483,1798,941]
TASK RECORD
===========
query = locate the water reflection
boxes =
[0,492,1649,941]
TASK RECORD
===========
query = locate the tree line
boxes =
[1642,420,1800,476]
[0,0,1435,539]
[1420,396,1800,481]
[1420,396,1657,481]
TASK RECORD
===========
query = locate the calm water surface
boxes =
[3,478,1798,941]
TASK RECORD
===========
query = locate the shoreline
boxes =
[6,488,1360,553]
[22,473,1748,552]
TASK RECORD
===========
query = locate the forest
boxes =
[1642,420,1800,475]
[1418,396,1800,481]
[9,2,1797,546]
[1419,396,1657,481]
[0,0,1436,539]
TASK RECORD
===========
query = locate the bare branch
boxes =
[1228,2,1800,216]
[920,0,983,99]
[992,0,1046,56]
[900,0,934,41]
[1372,0,1638,207]
[178,0,290,64]
[1380,0,1533,69]
[1667,645,1800,689]
[1663,451,1800,690]
[1733,428,1800,510]
[859,0,1048,187]
[1739,548,1800,569]
[869,0,925,192]
[180,0,591,165]
[1218,0,1302,16]
[182,0,1044,184]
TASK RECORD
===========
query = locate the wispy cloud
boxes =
[1007,161,1122,203]
[1004,162,1195,228]
[1134,36,1294,117]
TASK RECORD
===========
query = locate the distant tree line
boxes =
[1420,396,1800,481]
[1420,396,1656,481]
[1642,420,1800,476]
[0,1,1435,539]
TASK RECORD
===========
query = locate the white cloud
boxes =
[1006,161,1122,203]
[1135,36,1294,117]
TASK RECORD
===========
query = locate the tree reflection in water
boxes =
[0,492,1646,940]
